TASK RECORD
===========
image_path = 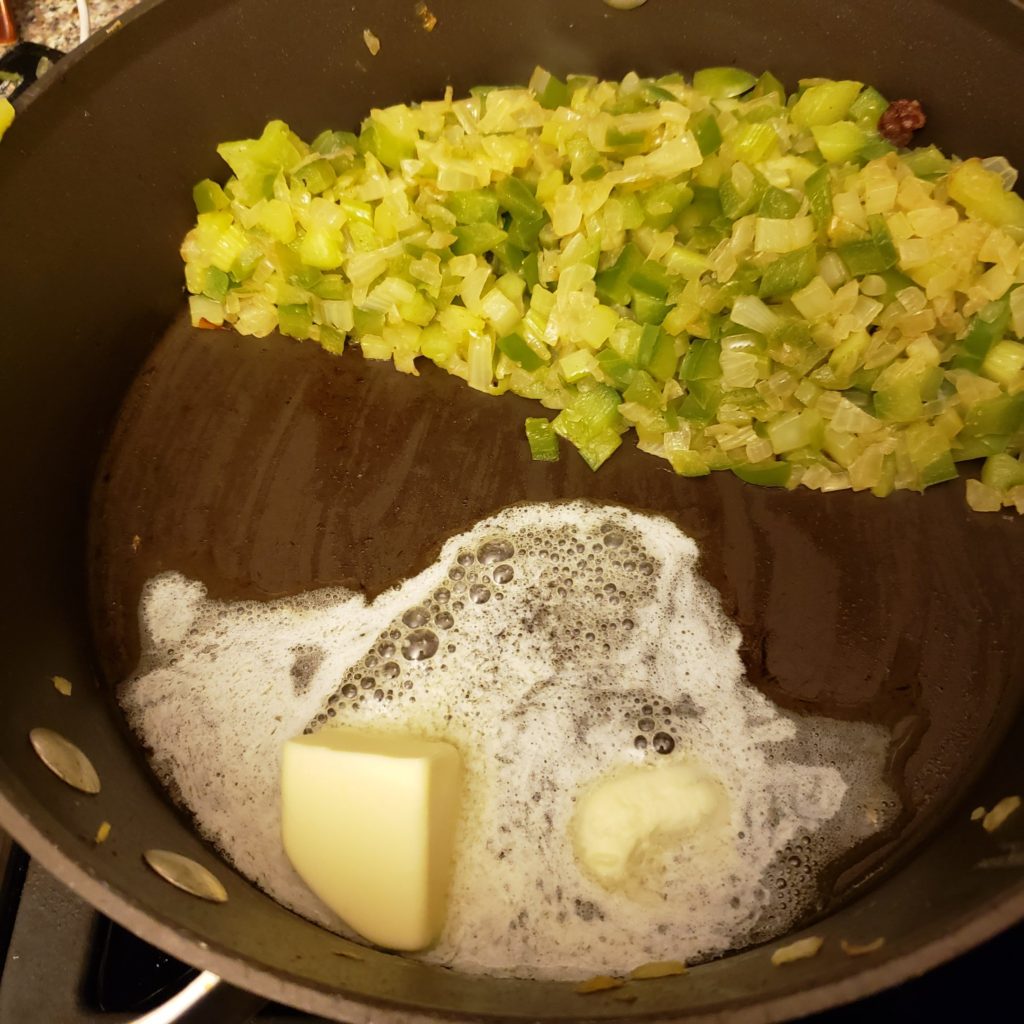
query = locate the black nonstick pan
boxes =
[1,1,1023,1021]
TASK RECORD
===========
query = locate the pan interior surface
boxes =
[1,1,1023,1021]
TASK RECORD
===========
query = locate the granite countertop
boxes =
[2,0,140,57]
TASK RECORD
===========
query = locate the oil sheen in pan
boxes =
[119,501,897,979]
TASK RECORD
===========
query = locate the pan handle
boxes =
[130,970,268,1024]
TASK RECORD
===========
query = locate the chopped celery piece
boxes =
[359,116,416,170]
[751,71,786,104]
[948,159,1024,228]
[981,453,1024,491]
[964,394,1024,437]
[811,121,867,163]
[981,340,1024,386]
[193,179,229,213]
[279,303,313,340]
[181,69,1024,511]
[693,67,757,99]
[524,417,560,461]
[790,80,863,127]
[848,86,888,128]
[294,158,337,195]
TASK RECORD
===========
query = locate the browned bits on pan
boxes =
[878,99,927,147]
[415,2,437,32]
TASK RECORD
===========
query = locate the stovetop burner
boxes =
[0,837,1019,1022]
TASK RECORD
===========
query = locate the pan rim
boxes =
[3,784,1023,1023]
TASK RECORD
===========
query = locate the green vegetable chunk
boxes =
[179,68,1024,511]
[525,417,560,461]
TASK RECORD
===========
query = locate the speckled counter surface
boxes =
[2,0,140,56]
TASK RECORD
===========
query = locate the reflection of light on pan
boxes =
[29,727,101,794]
[143,849,229,903]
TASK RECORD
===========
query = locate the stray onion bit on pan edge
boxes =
[840,937,885,956]
[629,960,688,979]
[95,821,112,844]
[971,806,986,821]
[982,795,1021,832]
[52,675,73,697]
[363,29,381,56]
[771,936,825,966]
[574,974,625,994]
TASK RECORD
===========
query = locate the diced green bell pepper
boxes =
[950,294,1013,372]
[452,223,508,255]
[759,246,818,298]
[691,110,723,156]
[193,179,230,214]
[525,417,560,461]
[279,303,313,340]
[693,67,757,99]
[732,459,792,486]
[498,333,546,372]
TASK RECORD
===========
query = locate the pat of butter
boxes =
[281,727,461,951]
[572,761,727,894]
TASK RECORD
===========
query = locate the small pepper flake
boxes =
[574,975,625,994]
[840,937,885,957]
[971,806,986,822]
[771,936,824,966]
[983,795,1021,833]
[629,960,687,980]
[52,675,72,697]
[414,2,437,32]
[363,29,381,56]
[95,821,111,844]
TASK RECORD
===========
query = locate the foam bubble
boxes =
[121,501,897,979]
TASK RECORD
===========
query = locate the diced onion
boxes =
[180,68,1024,507]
